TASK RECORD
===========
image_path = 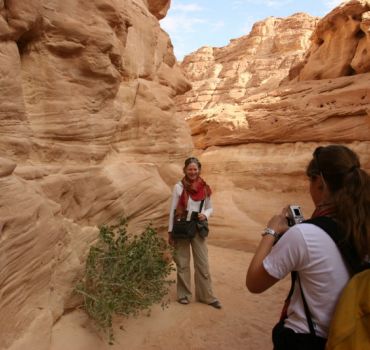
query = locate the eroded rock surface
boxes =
[187,74,370,149]
[296,0,370,80]
[176,13,319,119]
[0,1,191,349]
[1,1,370,349]
[177,0,370,248]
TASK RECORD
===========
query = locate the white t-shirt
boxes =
[263,223,350,337]
[168,182,213,232]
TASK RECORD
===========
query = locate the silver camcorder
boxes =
[287,205,304,226]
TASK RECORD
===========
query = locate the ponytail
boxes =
[307,145,370,260]
[335,167,370,259]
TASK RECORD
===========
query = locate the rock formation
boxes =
[176,0,370,248]
[0,1,191,349]
[176,12,319,119]
[295,0,370,80]
[1,0,370,349]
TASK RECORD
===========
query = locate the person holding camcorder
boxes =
[246,145,370,350]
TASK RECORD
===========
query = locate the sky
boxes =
[161,0,345,60]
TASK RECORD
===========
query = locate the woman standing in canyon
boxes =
[168,157,221,309]
[246,144,370,349]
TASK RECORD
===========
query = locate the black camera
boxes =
[287,205,304,226]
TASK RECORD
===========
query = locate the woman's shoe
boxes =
[178,297,189,305]
[208,300,222,309]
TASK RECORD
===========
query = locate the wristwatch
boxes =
[261,227,281,241]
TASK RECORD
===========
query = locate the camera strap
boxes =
[199,199,205,213]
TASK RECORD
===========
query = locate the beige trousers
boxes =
[174,233,217,304]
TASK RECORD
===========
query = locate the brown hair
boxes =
[306,145,370,259]
[184,157,202,170]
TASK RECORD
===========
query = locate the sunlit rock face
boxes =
[147,0,171,20]
[0,1,191,349]
[186,74,370,149]
[177,2,370,248]
[176,13,319,119]
[0,0,191,163]
[295,0,370,80]
[1,0,370,348]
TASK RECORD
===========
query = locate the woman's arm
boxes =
[246,235,279,293]
[246,211,289,293]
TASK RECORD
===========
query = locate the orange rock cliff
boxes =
[0,0,190,348]
[0,0,369,349]
[176,0,370,248]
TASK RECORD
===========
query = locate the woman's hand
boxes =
[198,213,207,221]
[266,207,289,236]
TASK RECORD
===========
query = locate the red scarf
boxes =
[175,176,212,218]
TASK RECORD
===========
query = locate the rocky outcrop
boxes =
[0,0,191,163]
[1,0,370,348]
[295,0,370,80]
[0,1,191,349]
[176,12,319,118]
[147,0,171,20]
[177,2,370,150]
[188,73,370,149]
[177,0,370,248]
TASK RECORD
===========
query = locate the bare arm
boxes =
[246,234,279,293]
[246,210,289,293]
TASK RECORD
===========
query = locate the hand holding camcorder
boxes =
[263,205,304,243]
[287,205,304,226]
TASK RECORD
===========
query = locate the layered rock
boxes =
[176,12,319,118]
[1,0,191,163]
[188,73,370,149]
[0,1,191,349]
[1,0,370,348]
[177,1,370,248]
[295,0,370,80]
[0,158,94,350]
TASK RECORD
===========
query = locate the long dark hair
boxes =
[306,145,370,260]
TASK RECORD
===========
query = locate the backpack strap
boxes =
[297,273,317,336]
[281,271,318,336]
[281,216,360,336]
[280,271,297,321]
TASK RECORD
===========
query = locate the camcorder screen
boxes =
[293,208,301,216]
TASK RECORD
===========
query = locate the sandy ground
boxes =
[51,245,290,350]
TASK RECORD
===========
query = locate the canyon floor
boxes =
[51,244,290,350]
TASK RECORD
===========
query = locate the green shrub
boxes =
[75,218,175,343]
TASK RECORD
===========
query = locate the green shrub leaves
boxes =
[75,218,174,343]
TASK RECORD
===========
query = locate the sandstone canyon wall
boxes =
[176,12,319,118]
[0,1,192,349]
[1,0,370,349]
[177,0,370,249]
